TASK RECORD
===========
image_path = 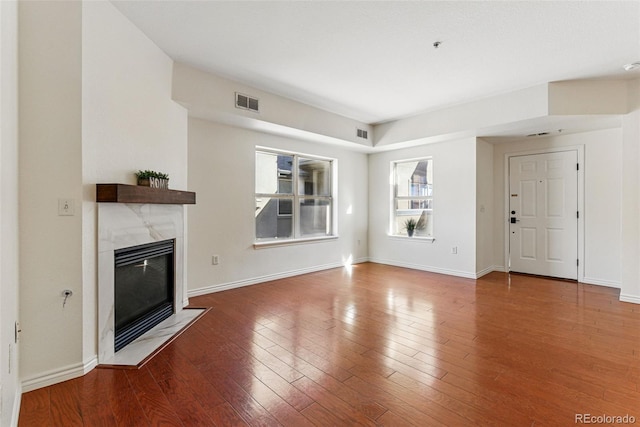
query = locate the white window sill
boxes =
[388,234,435,242]
[254,235,338,249]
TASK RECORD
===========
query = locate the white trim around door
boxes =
[503,145,585,282]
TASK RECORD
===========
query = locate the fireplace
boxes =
[98,202,187,363]
[114,239,175,352]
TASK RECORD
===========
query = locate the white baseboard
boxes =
[472,268,620,289]
[21,356,97,393]
[188,259,368,297]
[581,276,621,289]
[369,258,477,279]
[475,266,497,279]
[10,385,22,427]
[620,293,640,305]
[188,258,504,298]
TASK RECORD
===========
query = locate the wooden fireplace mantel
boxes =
[96,184,196,205]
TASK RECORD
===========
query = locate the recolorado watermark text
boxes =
[575,414,636,424]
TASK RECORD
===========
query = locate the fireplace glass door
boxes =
[114,239,175,352]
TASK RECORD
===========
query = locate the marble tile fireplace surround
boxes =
[98,203,187,364]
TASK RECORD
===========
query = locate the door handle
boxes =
[510,217,520,223]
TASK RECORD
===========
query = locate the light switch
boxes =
[58,199,75,216]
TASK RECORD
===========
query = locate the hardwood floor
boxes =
[19,263,640,426]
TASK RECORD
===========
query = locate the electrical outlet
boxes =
[212,255,219,265]
[451,246,458,254]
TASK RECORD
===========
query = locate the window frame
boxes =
[390,157,434,240]
[255,147,337,247]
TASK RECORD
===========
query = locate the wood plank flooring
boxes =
[18,263,640,426]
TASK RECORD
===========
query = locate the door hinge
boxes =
[577,259,579,267]
[577,211,579,219]
[577,163,580,171]
[14,322,20,343]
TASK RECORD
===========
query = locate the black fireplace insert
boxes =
[114,239,175,352]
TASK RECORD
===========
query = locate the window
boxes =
[255,149,335,242]
[392,158,433,237]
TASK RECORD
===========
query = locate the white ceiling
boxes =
[112,1,640,125]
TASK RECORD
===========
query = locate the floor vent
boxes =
[357,128,368,139]
[235,92,259,112]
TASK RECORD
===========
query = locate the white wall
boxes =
[373,80,627,149]
[83,1,188,188]
[173,63,372,151]
[18,0,187,391]
[187,118,368,295]
[374,85,550,147]
[81,0,188,368]
[476,139,494,276]
[491,128,622,287]
[368,137,477,277]
[620,79,640,303]
[1,0,21,424]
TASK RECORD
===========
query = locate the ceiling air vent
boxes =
[356,128,368,139]
[526,132,550,137]
[235,92,259,113]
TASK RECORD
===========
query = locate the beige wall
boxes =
[476,139,494,276]
[1,0,21,423]
[19,0,84,387]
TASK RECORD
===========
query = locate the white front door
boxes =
[509,151,578,280]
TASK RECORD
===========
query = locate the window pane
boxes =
[395,159,432,197]
[298,158,331,196]
[395,198,432,211]
[393,209,433,237]
[300,199,331,237]
[277,199,292,216]
[256,151,293,194]
[255,149,335,242]
[255,197,293,239]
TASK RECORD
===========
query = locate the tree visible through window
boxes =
[256,149,334,241]
[392,158,433,237]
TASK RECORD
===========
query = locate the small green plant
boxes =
[136,170,170,189]
[404,218,418,233]
[403,217,425,237]
[136,170,169,180]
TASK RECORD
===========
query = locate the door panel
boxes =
[546,228,563,261]
[520,228,537,259]
[509,151,578,279]
[546,179,565,217]
[520,180,537,217]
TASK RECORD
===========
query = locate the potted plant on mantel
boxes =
[136,170,169,190]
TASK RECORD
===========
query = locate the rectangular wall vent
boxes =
[357,128,368,139]
[235,92,259,112]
